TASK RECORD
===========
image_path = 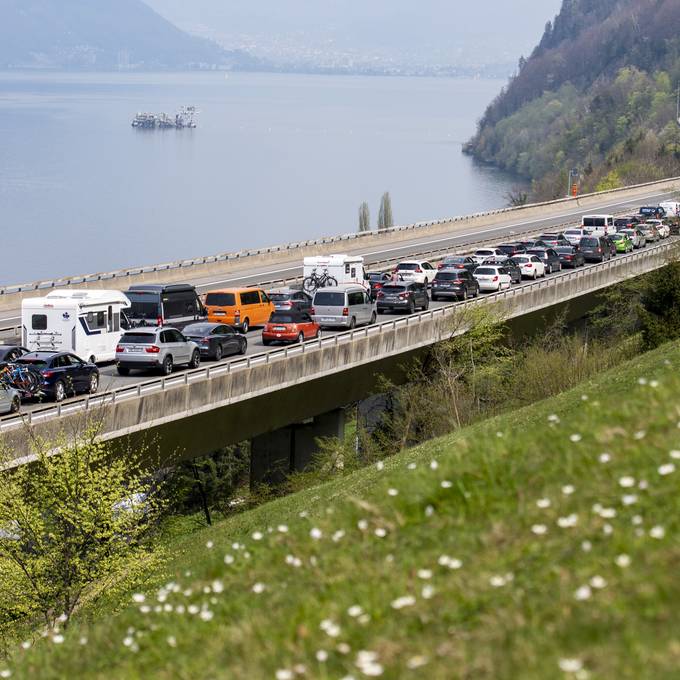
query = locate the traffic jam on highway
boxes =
[0,202,678,416]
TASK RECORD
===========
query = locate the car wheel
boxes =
[240,339,247,355]
[88,355,96,365]
[117,366,130,376]
[370,311,377,324]
[89,373,99,394]
[424,277,429,286]
[408,301,415,315]
[241,318,250,334]
[431,295,438,302]
[54,380,66,403]
[377,308,385,315]
[422,297,429,311]
[214,345,223,361]
[297,332,305,344]
[189,350,200,369]
[161,355,173,376]
[10,396,20,414]
[315,329,321,339]
[533,270,537,280]
[349,317,356,330]
[262,339,271,346]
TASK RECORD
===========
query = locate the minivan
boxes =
[581,214,614,236]
[125,284,206,330]
[312,285,376,329]
[204,288,274,334]
[579,236,611,262]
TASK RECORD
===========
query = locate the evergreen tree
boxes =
[358,201,371,232]
[377,192,394,231]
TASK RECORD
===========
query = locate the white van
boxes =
[312,285,375,329]
[581,214,615,236]
[22,290,131,364]
[659,201,680,217]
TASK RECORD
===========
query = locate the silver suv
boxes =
[116,327,200,376]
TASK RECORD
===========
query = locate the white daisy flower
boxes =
[251,531,263,541]
[430,460,439,470]
[574,585,592,601]
[670,450,680,460]
[275,670,294,680]
[375,461,384,471]
[536,498,551,509]
[650,526,665,539]
[598,452,611,463]
[562,485,575,495]
[390,595,416,609]
[531,524,548,535]
[387,488,398,497]
[309,528,323,540]
[615,554,631,568]
[618,476,635,488]
[658,463,675,476]
[441,480,453,489]
[421,585,435,599]
[558,658,583,672]
[348,605,364,618]
[406,655,429,669]
[417,569,433,580]
[569,434,582,443]
[621,495,638,506]
[252,583,266,594]
[589,575,607,589]
[581,540,592,552]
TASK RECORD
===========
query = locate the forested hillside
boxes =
[465,0,680,200]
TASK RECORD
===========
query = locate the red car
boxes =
[262,311,321,346]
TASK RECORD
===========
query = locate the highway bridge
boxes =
[1,177,678,480]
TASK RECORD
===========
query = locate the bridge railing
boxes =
[1,239,675,433]
[1,175,678,299]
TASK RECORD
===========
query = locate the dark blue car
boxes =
[14,352,99,402]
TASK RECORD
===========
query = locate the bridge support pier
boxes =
[250,409,346,486]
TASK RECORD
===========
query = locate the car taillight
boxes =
[281,301,293,307]
[145,346,161,354]
[342,307,349,316]
[202,337,211,342]
[41,370,54,378]
[116,345,124,353]
[565,255,573,260]
[399,293,408,299]
[156,316,163,326]
[492,276,499,282]
[453,279,464,284]
[525,263,533,268]
[414,267,423,273]
[455,264,465,269]
[597,247,602,253]
[375,283,383,289]
[377,292,385,299]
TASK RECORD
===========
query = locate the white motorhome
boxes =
[303,254,367,289]
[659,201,680,217]
[581,214,615,236]
[22,290,130,364]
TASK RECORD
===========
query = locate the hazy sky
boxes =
[146,0,564,66]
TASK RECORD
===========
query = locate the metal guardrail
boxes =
[1,238,675,433]
[1,175,678,298]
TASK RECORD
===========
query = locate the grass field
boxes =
[5,341,680,679]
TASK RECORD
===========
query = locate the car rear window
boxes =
[435,272,460,280]
[396,263,418,271]
[581,238,598,246]
[381,285,407,292]
[368,273,385,281]
[565,230,582,235]
[555,247,574,253]
[269,314,299,324]
[205,293,236,307]
[443,256,466,264]
[313,292,345,306]
[475,268,496,275]
[120,333,156,344]
[268,293,292,301]
[475,250,493,256]
[15,358,48,367]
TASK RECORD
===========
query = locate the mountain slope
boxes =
[465,0,680,199]
[0,0,251,69]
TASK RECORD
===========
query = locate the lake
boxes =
[0,71,518,285]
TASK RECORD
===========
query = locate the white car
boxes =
[645,219,670,238]
[513,254,546,279]
[394,260,438,285]
[471,248,508,265]
[563,228,589,246]
[473,265,512,292]
[0,382,21,415]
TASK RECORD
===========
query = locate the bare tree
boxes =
[377,192,394,231]
[358,201,371,232]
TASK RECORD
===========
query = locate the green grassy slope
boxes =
[8,342,680,679]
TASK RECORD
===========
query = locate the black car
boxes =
[614,216,640,229]
[538,232,566,242]
[519,239,549,249]
[366,272,393,300]
[376,282,429,314]
[579,236,611,262]
[268,288,313,313]
[14,352,99,402]
[527,248,562,274]
[437,255,479,273]
[183,322,247,361]
[638,206,666,219]
[0,345,29,368]
[540,237,571,248]
[496,243,527,257]
[431,269,480,301]
[554,246,585,268]
[483,257,521,284]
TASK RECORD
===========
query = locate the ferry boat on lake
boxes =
[131,106,198,129]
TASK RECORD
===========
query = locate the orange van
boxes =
[203,288,274,334]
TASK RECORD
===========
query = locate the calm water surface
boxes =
[0,71,518,285]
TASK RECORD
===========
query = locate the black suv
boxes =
[376,282,429,314]
[496,243,527,257]
[431,269,480,301]
[527,248,562,274]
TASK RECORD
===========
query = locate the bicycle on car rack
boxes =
[0,363,41,397]
[302,268,338,293]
